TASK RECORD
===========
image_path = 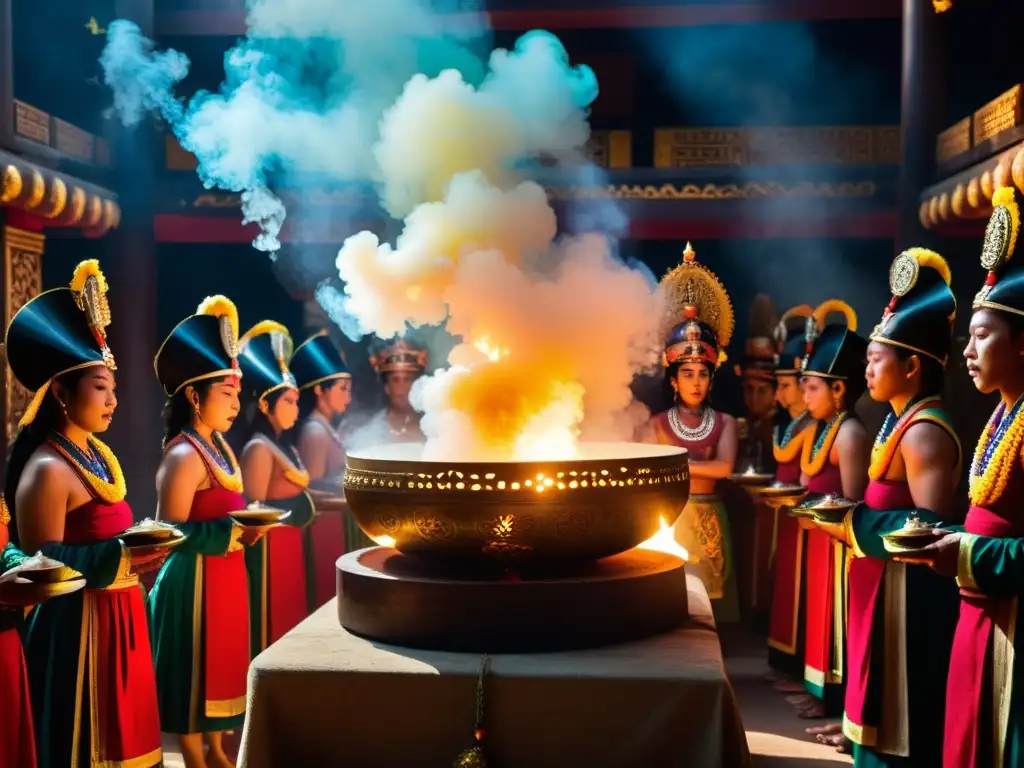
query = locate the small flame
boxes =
[637,516,689,561]
[372,534,397,549]
[474,336,509,362]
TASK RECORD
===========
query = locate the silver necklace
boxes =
[668,405,716,443]
[387,411,412,437]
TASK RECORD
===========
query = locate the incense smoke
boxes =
[100,1,663,461]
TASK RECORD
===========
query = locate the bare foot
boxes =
[806,722,843,735]
[206,752,235,768]
[796,701,827,719]
[786,693,813,705]
[816,733,852,752]
[773,679,806,693]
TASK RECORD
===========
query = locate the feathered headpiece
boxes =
[974,186,1024,316]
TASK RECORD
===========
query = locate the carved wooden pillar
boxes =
[897,0,945,248]
[0,217,43,470]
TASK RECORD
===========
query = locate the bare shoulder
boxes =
[21,445,76,487]
[241,437,273,463]
[160,440,206,477]
[902,420,958,464]
[837,417,869,447]
[300,420,330,444]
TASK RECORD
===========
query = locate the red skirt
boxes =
[266,526,309,644]
[308,513,345,609]
[0,624,35,768]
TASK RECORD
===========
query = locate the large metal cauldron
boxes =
[343,442,690,564]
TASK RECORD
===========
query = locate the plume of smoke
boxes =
[336,32,662,460]
[100,0,487,252]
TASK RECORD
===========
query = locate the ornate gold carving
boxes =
[25,172,44,209]
[85,195,103,227]
[586,130,632,169]
[45,178,68,219]
[68,187,87,224]
[937,118,971,164]
[1,166,21,203]
[974,85,1022,146]
[3,228,45,441]
[546,180,877,201]
[14,101,50,145]
[654,126,900,168]
[982,206,1012,271]
[413,511,455,541]
[889,252,920,296]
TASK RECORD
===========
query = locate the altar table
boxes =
[237,572,751,768]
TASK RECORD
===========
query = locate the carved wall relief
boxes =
[3,226,44,443]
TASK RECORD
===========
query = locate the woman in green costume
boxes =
[148,295,266,768]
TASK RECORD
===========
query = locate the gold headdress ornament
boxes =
[803,299,857,372]
[370,338,428,374]
[974,185,1021,309]
[18,260,117,428]
[659,241,734,367]
[774,305,813,350]
[197,294,241,363]
[240,319,298,394]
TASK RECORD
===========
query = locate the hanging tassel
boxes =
[453,655,492,768]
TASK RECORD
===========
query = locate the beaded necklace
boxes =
[868,396,940,480]
[800,411,848,477]
[969,393,1024,507]
[48,432,127,503]
[667,406,717,443]
[180,427,244,494]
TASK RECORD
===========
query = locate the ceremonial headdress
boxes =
[239,321,298,402]
[734,294,778,382]
[870,248,956,365]
[370,338,427,375]
[974,186,1024,315]
[5,260,116,426]
[803,300,867,381]
[774,305,813,376]
[290,330,351,391]
[155,295,242,396]
[659,242,734,368]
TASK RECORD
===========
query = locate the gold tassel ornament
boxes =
[453,655,492,768]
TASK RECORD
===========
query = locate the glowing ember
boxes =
[372,534,397,549]
[637,516,689,561]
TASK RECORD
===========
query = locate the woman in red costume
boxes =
[291,331,352,610]
[897,187,1024,767]
[0,494,42,768]
[793,300,869,727]
[149,295,267,768]
[238,321,315,654]
[4,260,165,767]
[766,305,816,689]
[646,243,740,622]
[811,249,961,766]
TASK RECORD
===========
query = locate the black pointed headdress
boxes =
[290,331,351,391]
[974,186,1024,315]
[5,260,116,426]
[802,300,867,381]
[239,321,298,402]
[774,305,813,376]
[870,248,956,365]
[155,295,242,397]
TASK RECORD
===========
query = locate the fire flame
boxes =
[474,337,509,362]
[637,516,689,561]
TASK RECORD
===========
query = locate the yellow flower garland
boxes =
[800,412,848,477]
[968,402,1024,507]
[868,396,942,481]
[49,436,127,504]
[179,431,244,494]
[774,415,812,465]
[284,466,311,490]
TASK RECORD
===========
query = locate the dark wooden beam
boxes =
[155,209,897,243]
[156,0,900,36]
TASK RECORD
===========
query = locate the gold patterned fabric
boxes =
[673,493,730,600]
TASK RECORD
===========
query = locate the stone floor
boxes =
[161,623,850,767]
